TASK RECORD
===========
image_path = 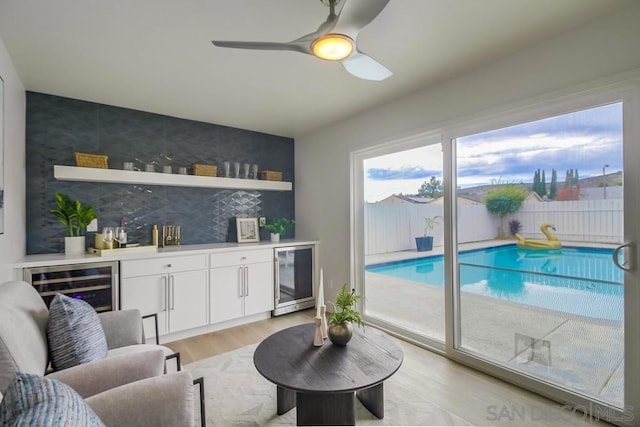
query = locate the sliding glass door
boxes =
[354,82,640,423]
[354,134,445,346]
[444,91,640,423]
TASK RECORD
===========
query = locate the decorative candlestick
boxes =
[320,304,328,339]
[313,316,324,347]
[318,268,328,339]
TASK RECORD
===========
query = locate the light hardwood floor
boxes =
[166,310,610,426]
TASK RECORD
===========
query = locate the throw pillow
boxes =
[47,294,108,371]
[0,372,104,426]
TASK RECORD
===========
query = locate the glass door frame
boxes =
[442,81,640,424]
[350,130,446,353]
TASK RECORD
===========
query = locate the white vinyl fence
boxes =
[364,199,623,255]
[364,203,498,255]
[516,199,623,243]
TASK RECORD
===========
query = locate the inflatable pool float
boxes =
[515,222,561,249]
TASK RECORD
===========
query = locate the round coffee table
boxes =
[253,323,403,426]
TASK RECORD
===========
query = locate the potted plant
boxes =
[415,215,441,252]
[327,284,363,346]
[262,217,294,243]
[50,192,97,255]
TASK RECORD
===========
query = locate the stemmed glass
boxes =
[102,227,114,249]
[114,226,127,248]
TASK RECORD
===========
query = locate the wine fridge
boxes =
[23,261,119,312]
[273,245,315,316]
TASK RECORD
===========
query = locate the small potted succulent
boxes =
[328,284,363,346]
[262,217,294,243]
[50,192,97,255]
[415,215,441,252]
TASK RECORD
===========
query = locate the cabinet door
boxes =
[121,275,168,337]
[168,269,209,333]
[210,266,244,323]
[244,261,275,317]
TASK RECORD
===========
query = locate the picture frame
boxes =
[236,217,260,243]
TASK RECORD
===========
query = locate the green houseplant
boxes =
[328,284,363,346]
[50,192,97,255]
[415,215,441,252]
[263,217,294,243]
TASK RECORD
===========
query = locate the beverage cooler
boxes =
[273,245,315,316]
[22,261,119,312]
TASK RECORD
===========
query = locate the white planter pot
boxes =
[270,233,280,243]
[65,236,86,255]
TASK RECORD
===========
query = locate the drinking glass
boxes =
[102,227,114,249]
[114,226,127,248]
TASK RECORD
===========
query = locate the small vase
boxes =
[65,236,86,256]
[328,321,353,346]
[270,233,280,243]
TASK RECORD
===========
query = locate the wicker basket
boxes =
[75,152,108,169]
[194,164,218,177]
[260,170,283,181]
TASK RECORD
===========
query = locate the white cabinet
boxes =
[210,249,274,323]
[121,255,209,338]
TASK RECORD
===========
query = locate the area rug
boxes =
[185,343,470,426]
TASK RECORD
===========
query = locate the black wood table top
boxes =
[253,323,403,394]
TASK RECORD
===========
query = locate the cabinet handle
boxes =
[274,259,280,302]
[238,267,243,298]
[244,266,249,297]
[170,275,175,310]
[166,263,172,268]
[162,276,168,312]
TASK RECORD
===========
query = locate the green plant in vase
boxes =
[328,284,363,346]
[263,217,294,242]
[50,192,97,255]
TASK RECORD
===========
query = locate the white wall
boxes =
[0,37,26,282]
[295,4,640,300]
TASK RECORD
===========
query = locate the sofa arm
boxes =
[47,349,165,398]
[86,371,195,427]
[98,309,144,349]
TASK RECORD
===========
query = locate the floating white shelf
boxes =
[54,165,292,191]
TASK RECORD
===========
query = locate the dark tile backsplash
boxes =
[26,92,295,254]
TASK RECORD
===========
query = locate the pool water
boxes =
[366,245,623,320]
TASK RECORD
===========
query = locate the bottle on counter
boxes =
[152,225,159,247]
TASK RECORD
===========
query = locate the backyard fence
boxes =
[364,199,623,255]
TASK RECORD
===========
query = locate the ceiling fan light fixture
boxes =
[311,34,353,61]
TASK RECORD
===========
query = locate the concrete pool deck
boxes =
[364,240,623,406]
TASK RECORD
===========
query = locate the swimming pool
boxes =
[365,245,623,320]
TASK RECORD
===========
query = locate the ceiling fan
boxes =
[212,0,392,81]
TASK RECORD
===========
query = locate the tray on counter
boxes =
[88,245,158,256]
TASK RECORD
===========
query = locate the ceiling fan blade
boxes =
[341,51,392,81]
[332,0,391,38]
[213,10,340,57]
[211,40,307,54]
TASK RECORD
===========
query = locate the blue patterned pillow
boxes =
[0,372,105,426]
[47,294,108,371]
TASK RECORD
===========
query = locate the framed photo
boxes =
[236,217,260,243]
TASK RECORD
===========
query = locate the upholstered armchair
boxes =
[0,280,203,426]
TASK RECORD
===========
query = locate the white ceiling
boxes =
[0,0,634,138]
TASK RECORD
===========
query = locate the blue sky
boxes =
[364,103,623,202]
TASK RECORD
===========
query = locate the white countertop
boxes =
[15,239,320,268]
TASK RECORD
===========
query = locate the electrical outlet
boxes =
[259,217,266,227]
[87,218,98,232]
